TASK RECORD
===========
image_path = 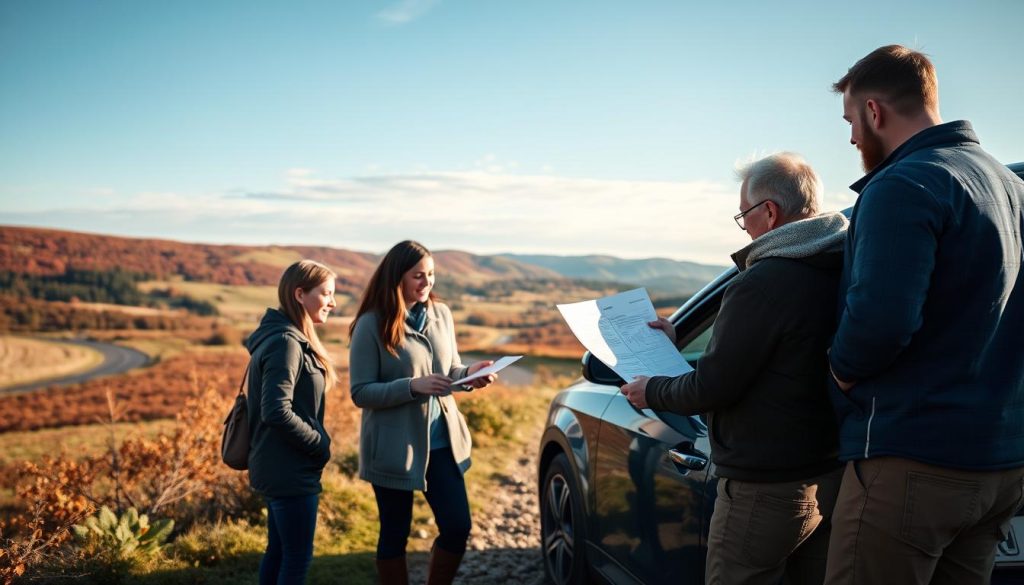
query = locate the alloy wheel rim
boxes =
[543,473,575,585]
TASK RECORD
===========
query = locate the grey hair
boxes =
[735,152,822,218]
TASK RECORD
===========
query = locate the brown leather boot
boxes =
[375,555,409,585]
[425,543,464,585]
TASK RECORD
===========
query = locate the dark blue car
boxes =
[537,162,1024,585]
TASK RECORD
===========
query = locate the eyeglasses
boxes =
[733,199,772,230]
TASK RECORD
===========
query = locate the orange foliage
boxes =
[0,352,250,433]
[0,295,219,334]
[0,226,377,293]
[0,226,569,293]
[496,322,585,359]
[10,387,261,536]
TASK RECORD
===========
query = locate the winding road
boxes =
[1,338,152,395]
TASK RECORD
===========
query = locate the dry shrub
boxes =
[1,361,362,580]
[0,351,250,433]
[0,497,86,585]
[11,387,260,541]
[13,458,96,542]
[2,380,263,581]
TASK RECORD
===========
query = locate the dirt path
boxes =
[409,430,546,584]
[0,337,152,394]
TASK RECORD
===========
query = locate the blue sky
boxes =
[1,0,1021,264]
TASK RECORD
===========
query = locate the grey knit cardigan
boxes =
[349,302,473,491]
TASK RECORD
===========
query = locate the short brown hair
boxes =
[833,45,938,116]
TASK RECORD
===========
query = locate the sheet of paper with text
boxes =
[451,355,524,385]
[557,288,693,382]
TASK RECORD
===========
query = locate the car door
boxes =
[591,392,711,585]
[589,281,726,585]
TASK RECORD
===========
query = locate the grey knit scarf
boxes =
[730,212,849,271]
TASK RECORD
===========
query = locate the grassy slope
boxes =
[137,281,279,322]
[128,383,560,585]
[0,335,105,389]
[4,381,562,584]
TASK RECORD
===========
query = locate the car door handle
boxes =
[668,448,709,471]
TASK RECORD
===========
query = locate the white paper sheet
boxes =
[557,288,693,382]
[452,355,524,385]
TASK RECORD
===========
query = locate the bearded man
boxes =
[825,45,1024,585]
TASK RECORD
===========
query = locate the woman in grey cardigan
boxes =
[349,240,496,585]
[247,260,337,585]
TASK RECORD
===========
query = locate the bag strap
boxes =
[237,364,250,397]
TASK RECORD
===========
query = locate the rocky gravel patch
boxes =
[409,451,546,584]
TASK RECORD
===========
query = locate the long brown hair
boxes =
[278,260,338,390]
[350,240,436,356]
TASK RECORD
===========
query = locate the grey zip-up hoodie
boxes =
[246,309,331,498]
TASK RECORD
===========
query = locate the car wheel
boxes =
[541,452,588,585]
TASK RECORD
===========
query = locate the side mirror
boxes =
[581,351,626,386]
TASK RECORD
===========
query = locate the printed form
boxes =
[557,288,693,382]
[451,355,524,385]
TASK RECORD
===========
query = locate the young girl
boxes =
[349,240,496,585]
[247,260,337,584]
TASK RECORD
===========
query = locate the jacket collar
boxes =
[247,308,309,353]
[731,212,848,271]
[850,120,978,194]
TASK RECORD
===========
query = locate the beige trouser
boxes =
[823,457,1024,585]
[706,466,844,585]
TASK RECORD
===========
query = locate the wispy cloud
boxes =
[0,168,854,264]
[376,0,439,25]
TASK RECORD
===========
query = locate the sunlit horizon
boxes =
[2,1,1021,265]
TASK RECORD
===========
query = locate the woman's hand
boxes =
[648,317,676,344]
[411,374,454,396]
[466,360,497,389]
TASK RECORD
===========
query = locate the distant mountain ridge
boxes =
[499,253,728,294]
[0,225,725,295]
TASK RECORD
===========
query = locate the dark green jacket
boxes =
[646,214,847,482]
[246,309,331,497]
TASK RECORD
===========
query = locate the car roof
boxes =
[1009,162,1024,180]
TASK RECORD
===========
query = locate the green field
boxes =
[138,281,279,323]
[232,248,305,268]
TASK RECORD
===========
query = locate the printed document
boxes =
[557,288,693,382]
[452,355,524,385]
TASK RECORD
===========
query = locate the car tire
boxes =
[541,452,589,585]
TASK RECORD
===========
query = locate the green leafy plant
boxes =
[72,506,174,558]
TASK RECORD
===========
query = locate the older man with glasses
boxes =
[621,152,849,585]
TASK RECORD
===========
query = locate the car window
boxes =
[678,313,716,362]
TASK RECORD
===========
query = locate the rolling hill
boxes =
[499,253,728,294]
[0,225,726,295]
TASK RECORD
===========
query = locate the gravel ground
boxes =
[409,448,547,584]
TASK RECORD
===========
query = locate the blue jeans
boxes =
[372,447,472,560]
[259,493,319,585]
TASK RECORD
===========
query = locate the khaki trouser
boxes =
[706,466,844,585]
[823,457,1024,585]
